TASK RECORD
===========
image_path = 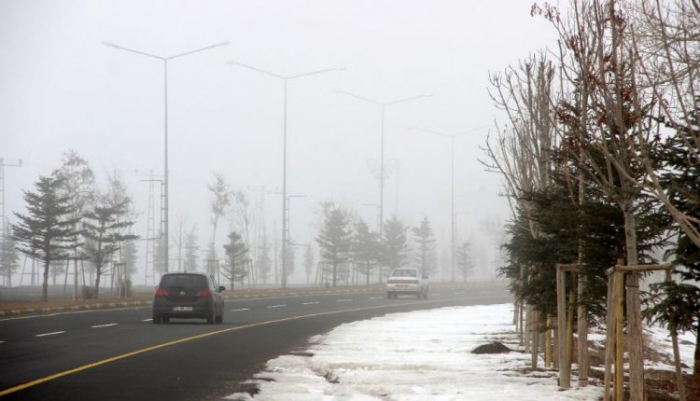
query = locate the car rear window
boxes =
[391,269,417,277]
[160,274,208,290]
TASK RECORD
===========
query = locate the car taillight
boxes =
[197,288,212,298]
[154,287,169,297]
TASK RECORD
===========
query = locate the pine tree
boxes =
[456,241,474,281]
[256,226,272,284]
[83,199,138,298]
[316,207,352,287]
[184,226,199,272]
[353,220,380,285]
[0,223,19,287]
[381,215,410,276]
[303,243,315,284]
[223,231,248,290]
[411,217,437,276]
[12,175,80,302]
[645,101,700,398]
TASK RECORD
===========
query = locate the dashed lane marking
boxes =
[91,323,118,329]
[230,308,250,312]
[35,331,66,337]
[266,305,286,309]
[301,302,319,305]
[335,299,353,302]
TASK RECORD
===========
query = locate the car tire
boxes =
[207,307,216,324]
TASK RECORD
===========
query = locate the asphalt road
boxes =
[0,285,512,401]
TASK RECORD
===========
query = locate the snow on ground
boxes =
[224,304,606,401]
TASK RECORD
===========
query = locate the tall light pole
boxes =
[335,90,432,239]
[410,127,481,282]
[103,40,229,273]
[229,61,343,289]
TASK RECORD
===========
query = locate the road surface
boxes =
[0,285,511,401]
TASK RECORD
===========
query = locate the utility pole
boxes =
[0,158,22,287]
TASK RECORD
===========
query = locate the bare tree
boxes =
[208,173,231,280]
[481,51,558,370]
[539,1,658,398]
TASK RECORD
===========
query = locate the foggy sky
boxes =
[1,0,561,283]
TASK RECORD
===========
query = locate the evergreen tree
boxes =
[0,223,19,286]
[223,231,249,290]
[644,103,700,398]
[184,226,199,272]
[316,206,352,287]
[12,175,80,302]
[83,197,138,298]
[456,241,474,281]
[303,243,315,284]
[411,217,437,276]
[256,226,272,284]
[122,239,138,278]
[352,219,380,286]
[52,150,95,299]
[381,215,410,276]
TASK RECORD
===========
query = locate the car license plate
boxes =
[173,306,193,312]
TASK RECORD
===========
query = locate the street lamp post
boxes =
[103,40,229,273]
[334,91,432,240]
[410,127,479,282]
[229,61,342,289]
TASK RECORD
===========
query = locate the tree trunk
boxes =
[42,260,50,302]
[94,271,101,299]
[622,202,644,401]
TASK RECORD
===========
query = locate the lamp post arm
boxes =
[384,93,433,106]
[334,90,382,106]
[288,67,344,80]
[228,61,286,80]
[102,41,165,60]
[168,41,229,60]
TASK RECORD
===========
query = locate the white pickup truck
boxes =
[386,268,429,299]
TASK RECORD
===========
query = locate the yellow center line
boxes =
[0,300,439,397]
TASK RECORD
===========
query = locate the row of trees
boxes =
[4,150,138,301]
[484,0,699,399]
[201,173,477,290]
[314,202,474,287]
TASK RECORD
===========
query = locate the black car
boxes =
[152,273,225,324]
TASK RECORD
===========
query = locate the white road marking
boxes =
[91,323,118,328]
[336,299,353,302]
[142,319,153,322]
[301,302,319,305]
[230,308,250,312]
[454,292,468,295]
[266,304,286,309]
[35,331,66,337]
[0,341,5,344]
[369,296,383,300]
